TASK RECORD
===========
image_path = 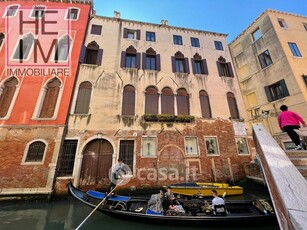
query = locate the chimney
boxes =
[114,11,121,19]
[161,20,168,26]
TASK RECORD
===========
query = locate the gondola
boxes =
[68,182,277,227]
[166,182,244,197]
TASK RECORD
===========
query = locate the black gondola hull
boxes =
[68,182,277,227]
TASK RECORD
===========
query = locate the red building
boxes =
[0,0,93,196]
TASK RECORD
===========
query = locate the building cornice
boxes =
[92,14,228,38]
[0,0,93,5]
[230,9,307,45]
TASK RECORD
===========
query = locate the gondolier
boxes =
[107,158,127,193]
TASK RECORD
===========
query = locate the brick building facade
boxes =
[0,0,92,196]
[55,14,254,192]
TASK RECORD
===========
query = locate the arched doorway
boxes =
[158,145,186,184]
[79,139,113,188]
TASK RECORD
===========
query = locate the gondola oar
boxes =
[76,178,125,230]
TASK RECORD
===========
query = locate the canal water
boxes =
[0,181,280,230]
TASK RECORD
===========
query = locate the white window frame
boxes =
[32,77,64,120]
[29,5,47,19]
[184,137,199,156]
[235,137,250,155]
[65,7,80,21]
[205,136,220,156]
[127,30,136,40]
[21,139,48,165]
[2,4,20,18]
[0,77,21,120]
[141,136,157,157]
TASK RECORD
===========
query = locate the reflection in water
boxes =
[0,198,279,230]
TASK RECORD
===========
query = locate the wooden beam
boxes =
[253,123,307,230]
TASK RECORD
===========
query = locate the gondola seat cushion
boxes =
[146,209,164,215]
[213,205,227,216]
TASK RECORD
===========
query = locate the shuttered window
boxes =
[79,42,103,66]
[216,57,234,77]
[120,46,140,69]
[25,141,46,162]
[142,48,160,71]
[227,92,240,119]
[172,52,189,74]
[264,79,289,102]
[191,54,208,75]
[177,88,189,115]
[199,90,212,118]
[74,81,92,114]
[0,77,18,118]
[145,86,158,115]
[39,78,61,118]
[119,140,134,171]
[123,28,140,40]
[161,87,174,115]
[122,85,135,116]
[57,140,78,176]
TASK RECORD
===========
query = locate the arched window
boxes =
[161,87,174,115]
[120,45,140,69]
[0,77,18,118]
[177,88,189,115]
[142,48,160,71]
[74,81,92,114]
[227,92,239,119]
[25,141,46,162]
[216,56,234,77]
[199,90,212,118]
[192,53,208,75]
[13,33,34,60]
[55,35,72,61]
[171,51,189,73]
[145,86,158,114]
[122,85,135,115]
[85,41,99,65]
[79,41,103,66]
[39,78,61,118]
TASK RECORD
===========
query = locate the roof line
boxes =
[92,14,228,37]
[230,9,307,45]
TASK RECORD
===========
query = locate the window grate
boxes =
[57,140,78,176]
[119,140,134,171]
[26,141,46,162]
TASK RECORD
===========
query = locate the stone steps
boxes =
[286,150,307,179]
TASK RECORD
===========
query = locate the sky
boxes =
[94,0,307,43]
